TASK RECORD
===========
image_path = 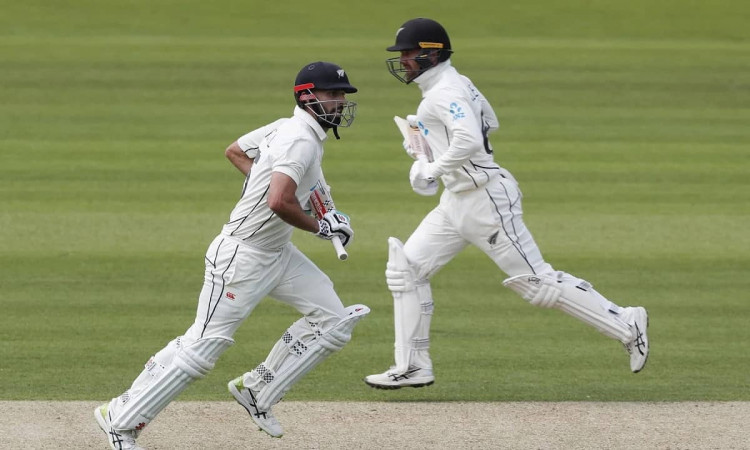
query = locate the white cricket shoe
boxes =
[364,365,435,389]
[94,403,144,450]
[228,377,283,438]
[623,306,649,373]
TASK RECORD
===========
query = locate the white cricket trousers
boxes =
[404,175,554,281]
[184,234,346,343]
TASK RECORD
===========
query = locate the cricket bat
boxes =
[394,115,434,162]
[309,180,348,261]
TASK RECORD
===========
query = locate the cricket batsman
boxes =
[364,18,649,389]
[95,61,368,449]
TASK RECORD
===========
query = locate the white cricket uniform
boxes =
[104,106,359,433]
[185,105,345,344]
[366,59,646,385]
[405,60,553,280]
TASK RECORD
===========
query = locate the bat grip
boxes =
[332,236,348,261]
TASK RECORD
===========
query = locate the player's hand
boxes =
[409,158,438,196]
[316,210,354,247]
[402,138,417,160]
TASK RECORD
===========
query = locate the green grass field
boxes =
[1,1,748,403]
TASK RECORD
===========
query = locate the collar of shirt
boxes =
[414,59,454,93]
[293,106,328,142]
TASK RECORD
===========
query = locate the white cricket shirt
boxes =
[413,60,504,193]
[221,106,327,249]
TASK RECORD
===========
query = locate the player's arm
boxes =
[225,141,254,176]
[426,98,485,178]
[267,171,320,233]
[228,118,289,176]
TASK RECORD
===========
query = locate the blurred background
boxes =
[1,0,748,402]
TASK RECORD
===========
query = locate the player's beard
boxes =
[402,62,421,82]
[317,103,343,128]
[328,109,343,126]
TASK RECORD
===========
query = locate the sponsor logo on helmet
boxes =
[419,42,444,49]
[337,69,345,78]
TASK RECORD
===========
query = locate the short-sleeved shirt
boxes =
[221,106,328,249]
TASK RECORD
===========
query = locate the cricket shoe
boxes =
[228,377,283,438]
[94,403,144,450]
[623,306,649,373]
[363,365,434,389]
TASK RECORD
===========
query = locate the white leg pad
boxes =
[503,272,633,343]
[254,305,369,411]
[110,336,233,431]
[394,282,434,373]
[386,237,434,374]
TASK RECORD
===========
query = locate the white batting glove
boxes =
[409,158,438,196]
[402,138,417,160]
[316,210,354,247]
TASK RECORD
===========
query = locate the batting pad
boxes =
[386,237,434,373]
[111,336,233,431]
[503,272,633,343]
[255,304,369,411]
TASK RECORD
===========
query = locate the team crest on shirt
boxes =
[449,102,466,121]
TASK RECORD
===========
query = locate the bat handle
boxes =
[332,236,348,261]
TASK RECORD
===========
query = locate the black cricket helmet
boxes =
[386,18,453,84]
[293,61,358,138]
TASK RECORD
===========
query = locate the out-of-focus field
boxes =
[1,0,748,404]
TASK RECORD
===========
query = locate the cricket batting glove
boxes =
[402,138,417,160]
[316,210,354,246]
[409,158,438,196]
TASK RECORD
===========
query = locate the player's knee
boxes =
[386,237,421,292]
[143,337,181,380]
[173,336,234,379]
[321,304,370,351]
[503,273,562,308]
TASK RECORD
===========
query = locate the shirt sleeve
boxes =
[427,94,485,178]
[237,118,288,159]
[272,137,315,186]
